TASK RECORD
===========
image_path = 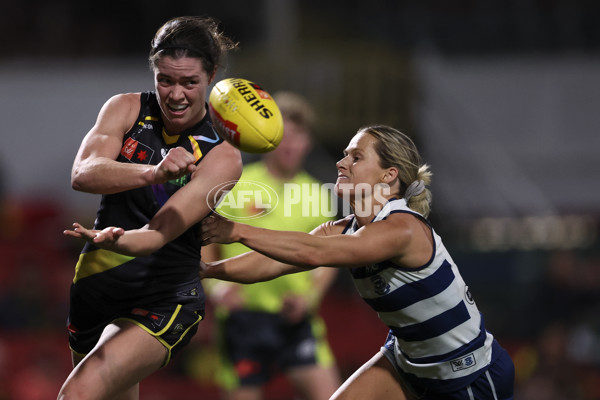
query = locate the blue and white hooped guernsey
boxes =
[344,198,497,392]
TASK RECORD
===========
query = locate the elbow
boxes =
[71,176,85,192]
[71,168,93,193]
[71,169,105,194]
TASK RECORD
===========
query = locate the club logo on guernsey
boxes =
[120,137,155,164]
[371,274,391,295]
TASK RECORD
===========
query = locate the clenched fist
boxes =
[154,146,197,183]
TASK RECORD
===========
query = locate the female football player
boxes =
[197,125,516,400]
[58,16,242,400]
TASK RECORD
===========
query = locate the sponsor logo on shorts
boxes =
[172,323,184,335]
[131,308,165,327]
[450,353,476,372]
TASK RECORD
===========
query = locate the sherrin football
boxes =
[208,78,284,153]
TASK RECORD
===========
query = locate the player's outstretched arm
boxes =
[199,219,348,283]
[201,213,412,269]
[200,251,309,284]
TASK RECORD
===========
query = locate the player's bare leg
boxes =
[331,351,412,400]
[57,320,167,400]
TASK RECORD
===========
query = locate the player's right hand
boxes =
[154,146,197,183]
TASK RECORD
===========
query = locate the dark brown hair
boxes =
[148,16,238,74]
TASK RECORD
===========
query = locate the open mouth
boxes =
[168,104,189,113]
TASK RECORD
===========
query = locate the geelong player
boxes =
[199,125,516,400]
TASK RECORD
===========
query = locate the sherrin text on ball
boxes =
[209,78,284,153]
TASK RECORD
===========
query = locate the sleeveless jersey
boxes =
[343,198,497,392]
[72,92,224,306]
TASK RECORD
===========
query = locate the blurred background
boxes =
[1,0,600,399]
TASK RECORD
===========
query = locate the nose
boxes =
[336,155,348,171]
[170,84,185,101]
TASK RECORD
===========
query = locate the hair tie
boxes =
[404,180,425,202]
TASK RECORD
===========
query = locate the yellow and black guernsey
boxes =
[68,92,223,362]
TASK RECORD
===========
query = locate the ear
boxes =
[208,69,217,85]
[381,167,398,184]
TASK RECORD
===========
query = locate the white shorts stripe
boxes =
[485,370,499,400]
[467,385,475,400]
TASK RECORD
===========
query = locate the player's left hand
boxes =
[64,222,125,244]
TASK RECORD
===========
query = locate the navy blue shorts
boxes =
[382,333,514,400]
[424,352,515,400]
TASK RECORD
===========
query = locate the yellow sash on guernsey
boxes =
[73,249,135,283]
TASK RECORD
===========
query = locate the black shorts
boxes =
[218,310,333,387]
[67,283,204,365]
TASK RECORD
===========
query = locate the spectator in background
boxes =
[202,91,341,400]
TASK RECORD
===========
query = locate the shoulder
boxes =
[105,92,142,107]
[378,210,425,232]
[378,211,431,250]
[99,93,142,120]
[92,92,143,135]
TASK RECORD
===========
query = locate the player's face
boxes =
[153,56,214,134]
[335,131,387,198]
